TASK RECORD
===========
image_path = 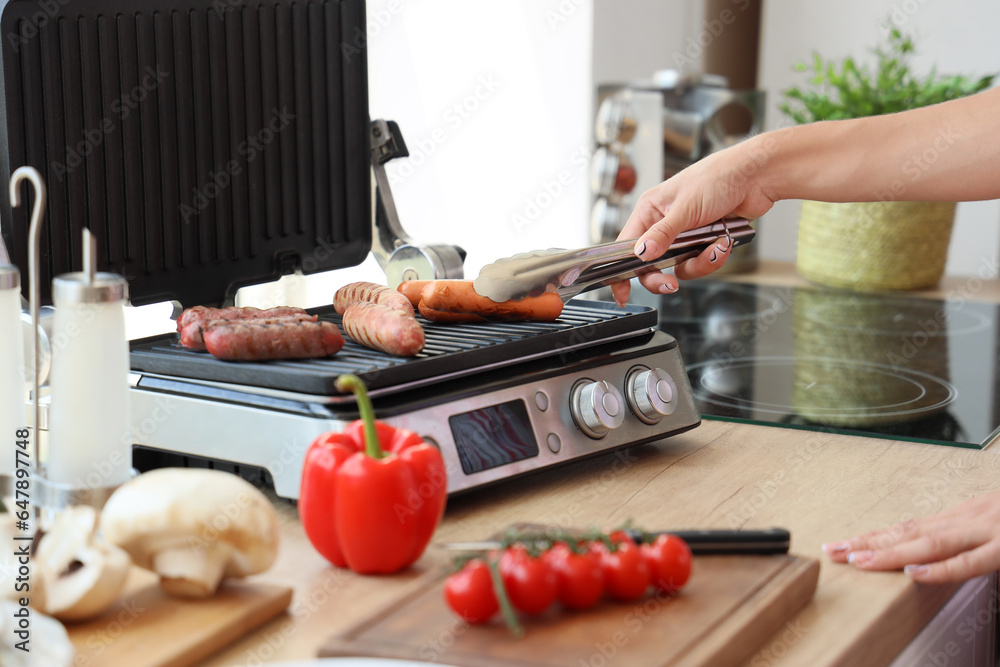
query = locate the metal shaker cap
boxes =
[52,272,128,304]
[0,265,18,290]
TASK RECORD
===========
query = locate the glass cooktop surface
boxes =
[617,280,1000,449]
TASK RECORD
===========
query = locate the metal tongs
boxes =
[473,219,755,302]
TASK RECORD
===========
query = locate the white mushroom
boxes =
[34,506,131,622]
[100,468,281,598]
[0,600,75,667]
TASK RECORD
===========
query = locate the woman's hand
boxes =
[823,489,1000,584]
[610,136,777,306]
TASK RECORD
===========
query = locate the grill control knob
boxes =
[571,380,626,438]
[627,368,677,423]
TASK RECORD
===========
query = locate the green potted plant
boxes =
[780,27,995,290]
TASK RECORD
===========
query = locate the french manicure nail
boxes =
[635,241,646,258]
[717,235,732,250]
[659,283,678,294]
[822,542,849,555]
[848,550,875,565]
[904,564,929,576]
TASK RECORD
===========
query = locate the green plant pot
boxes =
[796,200,957,290]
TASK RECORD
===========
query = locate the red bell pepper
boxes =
[299,374,447,574]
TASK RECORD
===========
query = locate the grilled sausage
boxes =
[396,280,431,309]
[180,314,318,350]
[418,280,564,322]
[176,305,311,332]
[417,301,486,323]
[341,302,425,356]
[202,320,345,361]
[334,281,415,317]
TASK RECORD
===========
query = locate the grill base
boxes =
[129,329,700,497]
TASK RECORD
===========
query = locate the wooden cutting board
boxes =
[67,567,292,667]
[319,551,820,667]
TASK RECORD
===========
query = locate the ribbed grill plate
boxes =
[129,301,657,396]
[0,0,370,306]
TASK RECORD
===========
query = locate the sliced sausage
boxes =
[180,314,317,350]
[202,320,345,361]
[176,305,311,332]
[418,280,564,322]
[334,281,414,317]
[341,302,425,356]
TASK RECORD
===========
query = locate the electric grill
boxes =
[0,0,701,497]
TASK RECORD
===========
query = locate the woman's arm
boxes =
[611,86,1000,304]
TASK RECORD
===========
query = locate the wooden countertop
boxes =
[198,261,1000,667]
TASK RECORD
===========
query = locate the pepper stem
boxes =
[334,374,385,460]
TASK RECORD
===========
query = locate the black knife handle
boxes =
[625,527,791,556]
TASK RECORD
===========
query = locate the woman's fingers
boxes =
[673,234,733,280]
[847,530,987,571]
[610,280,632,307]
[904,541,1000,584]
[636,271,679,295]
[824,519,922,559]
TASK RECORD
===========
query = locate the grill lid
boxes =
[0,0,371,307]
[129,300,658,397]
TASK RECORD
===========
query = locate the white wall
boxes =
[757,0,1000,277]
[592,0,702,84]
[365,0,595,277]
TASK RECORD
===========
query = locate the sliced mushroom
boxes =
[100,468,281,598]
[34,506,131,622]
[0,600,74,667]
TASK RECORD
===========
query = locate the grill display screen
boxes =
[450,400,539,474]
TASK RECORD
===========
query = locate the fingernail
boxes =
[709,249,720,263]
[848,550,875,565]
[904,564,929,576]
[717,235,732,251]
[658,283,678,294]
[822,541,849,555]
[635,241,646,258]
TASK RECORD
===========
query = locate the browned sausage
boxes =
[396,280,431,308]
[341,302,425,356]
[176,305,311,332]
[202,320,345,361]
[334,281,414,316]
[180,314,318,350]
[417,301,487,323]
[418,280,564,322]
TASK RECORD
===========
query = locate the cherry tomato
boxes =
[595,540,651,601]
[642,534,692,594]
[544,543,604,610]
[444,559,499,624]
[499,546,557,615]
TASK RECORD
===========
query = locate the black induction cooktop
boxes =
[615,280,1000,449]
